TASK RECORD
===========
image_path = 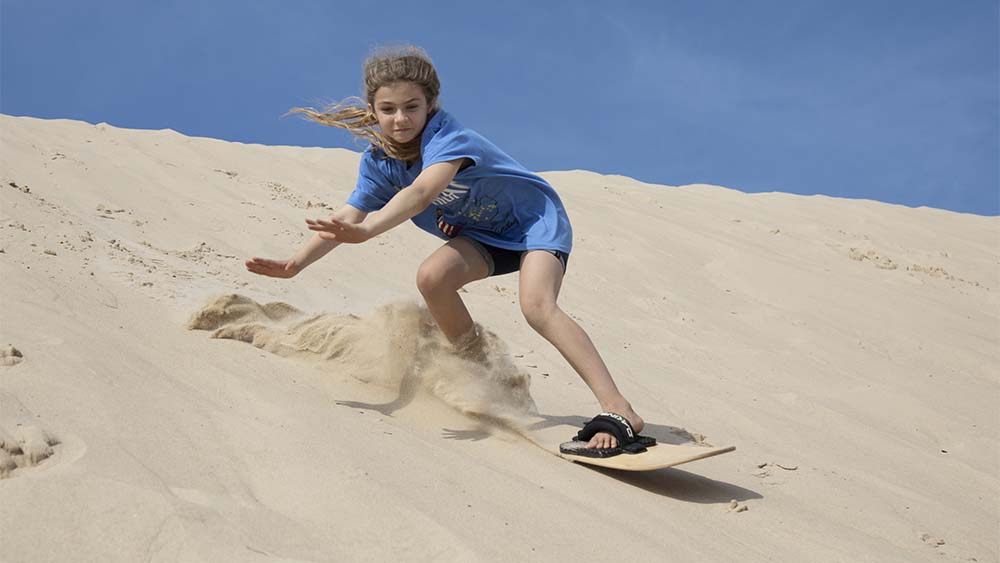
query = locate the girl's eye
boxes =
[377,105,418,114]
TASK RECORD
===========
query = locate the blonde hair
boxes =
[289,45,440,162]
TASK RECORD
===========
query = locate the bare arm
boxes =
[306,159,469,243]
[245,204,368,278]
[292,204,368,269]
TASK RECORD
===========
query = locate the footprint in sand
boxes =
[727,499,749,513]
[848,248,898,270]
[0,393,69,479]
[6,181,31,194]
[0,422,60,479]
[1,345,23,367]
[918,532,948,553]
[265,181,311,208]
[95,203,129,220]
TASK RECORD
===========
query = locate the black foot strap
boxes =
[559,413,657,458]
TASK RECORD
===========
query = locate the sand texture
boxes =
[1,114,997,562]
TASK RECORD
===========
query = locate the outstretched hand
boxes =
[245,257,300,278]
[306,217,373,244]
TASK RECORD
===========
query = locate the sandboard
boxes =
[517,415,734,471]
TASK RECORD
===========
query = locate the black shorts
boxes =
[462,237,569,277]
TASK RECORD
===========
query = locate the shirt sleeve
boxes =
[421,117,482,170]
[346,150,395,212]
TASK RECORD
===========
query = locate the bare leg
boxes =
[518,251,644,450]
[416,237,490,344]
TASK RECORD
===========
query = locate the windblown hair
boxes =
[289,45,440,162]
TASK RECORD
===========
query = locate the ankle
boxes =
[451,325,479,348]
[452,326,488,363]
[598,398,635,417]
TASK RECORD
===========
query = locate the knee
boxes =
[520,294,559,332]
[416,261,456,297]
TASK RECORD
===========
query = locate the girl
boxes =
[246,45,644,455]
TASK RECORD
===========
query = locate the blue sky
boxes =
[3,0,997,215]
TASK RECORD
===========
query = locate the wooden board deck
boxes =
[519,416,735,472]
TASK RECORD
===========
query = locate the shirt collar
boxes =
[420,109,449,149]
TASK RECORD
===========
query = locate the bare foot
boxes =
[587,405,644,450]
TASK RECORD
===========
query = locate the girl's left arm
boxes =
[307,158,468,243]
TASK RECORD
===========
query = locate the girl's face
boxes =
[370,82,432,145]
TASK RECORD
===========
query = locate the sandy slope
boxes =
[1,114,997,562]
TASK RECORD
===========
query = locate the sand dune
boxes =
[1,114,997,562]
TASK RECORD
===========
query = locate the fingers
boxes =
[307,218,350,241]
[245,261,269,274]
[246,257,272,268]
[245,257,291,277]
[306,218,346,231]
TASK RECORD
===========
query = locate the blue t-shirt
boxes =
[345,109,573,254]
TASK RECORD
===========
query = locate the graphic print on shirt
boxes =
[464,195,517,236]
[436,208,462,237]
[433,182,470,238]
[435,193,519,239]
[462,195,499,224]
[432,182,471,210]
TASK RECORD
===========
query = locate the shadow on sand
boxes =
[502,412,760,505]
[334,397,759,506]
[583,465,761,504]
[334,366,421,416]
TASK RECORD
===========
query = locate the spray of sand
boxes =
[188,294,537,421]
